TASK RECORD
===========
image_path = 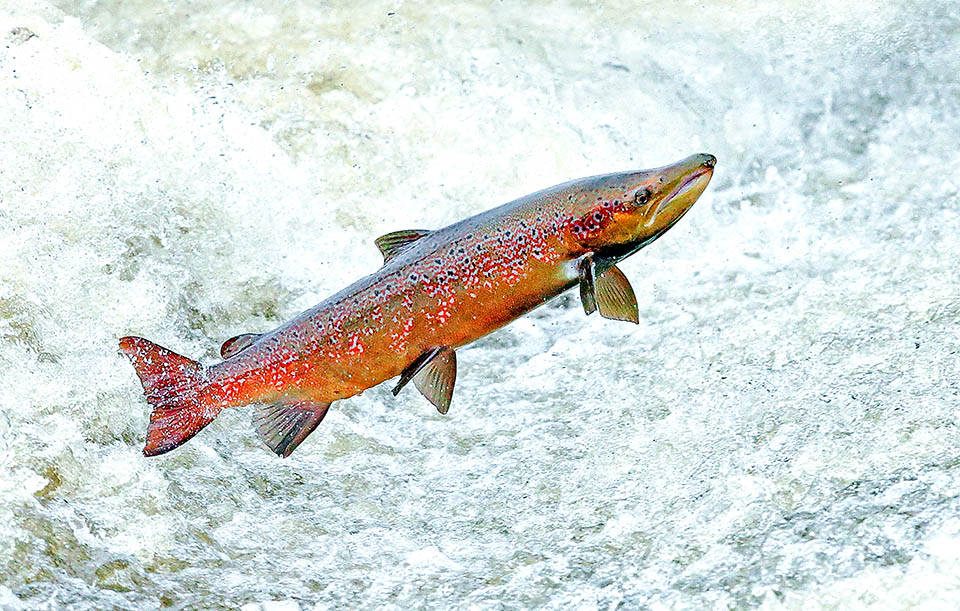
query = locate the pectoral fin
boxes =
[221,333,263,358]
[578,255,598,315]
[595,265,639,324]
[253,400,332,458]
[579,256,639,324]
[393,346,457,414]
[375,229,432,263]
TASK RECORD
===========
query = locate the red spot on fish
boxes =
[346,334,365,356]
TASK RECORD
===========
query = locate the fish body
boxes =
[120,153,716,457]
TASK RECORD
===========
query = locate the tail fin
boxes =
[119,336,219,456]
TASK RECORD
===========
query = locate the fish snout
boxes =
[642,153,716,227]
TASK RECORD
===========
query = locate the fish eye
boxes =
[634,188,651,207]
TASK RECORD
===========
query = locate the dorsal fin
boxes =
[220,333,263,359]
[374,229,431,263]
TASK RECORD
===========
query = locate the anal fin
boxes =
[253,400,331,458]
[595,265,639,324]
[393,346,457,414]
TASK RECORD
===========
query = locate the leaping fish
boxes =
[120,153,716,457]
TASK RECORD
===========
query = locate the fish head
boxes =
[567,153,716,253]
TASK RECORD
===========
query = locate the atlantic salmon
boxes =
[120,153,716,457]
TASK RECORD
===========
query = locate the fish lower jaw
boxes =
[645,170,712,227]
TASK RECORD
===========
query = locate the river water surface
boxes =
[1,0,959,608]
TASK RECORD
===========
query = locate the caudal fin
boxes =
[119,336,219,456]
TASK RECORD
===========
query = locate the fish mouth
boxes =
[644,160,714,227]
[670,166,712,201]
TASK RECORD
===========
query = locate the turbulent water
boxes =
[1,0,959,608]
